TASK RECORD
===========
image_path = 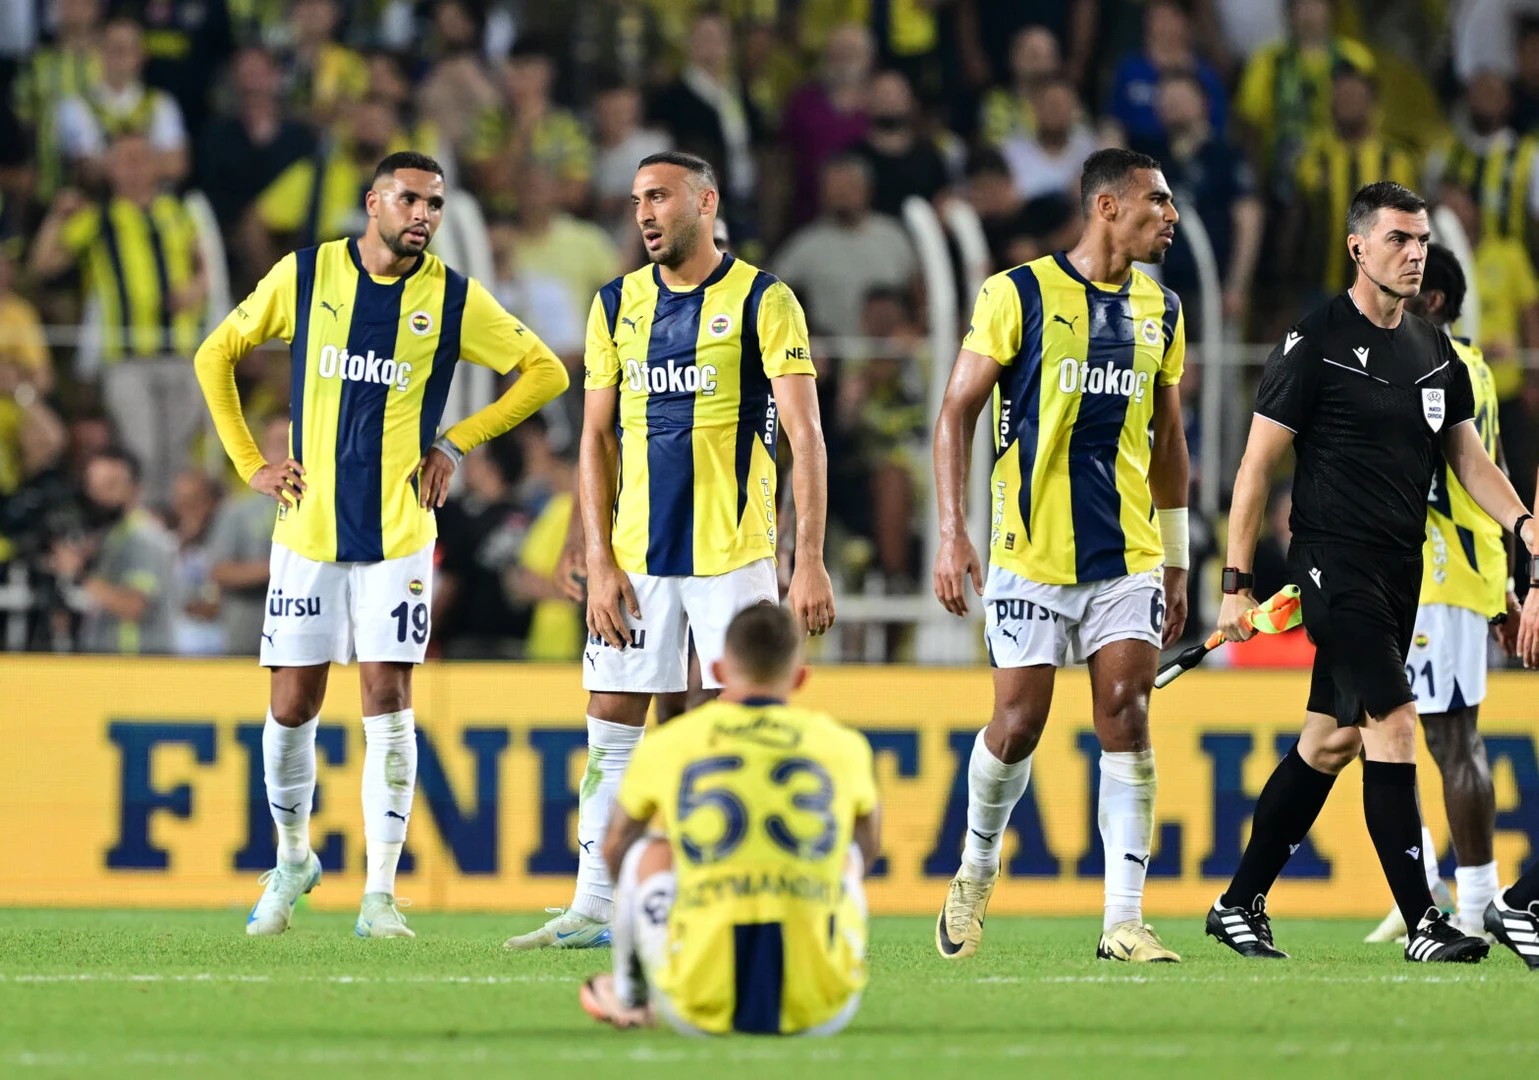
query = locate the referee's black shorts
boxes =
[1288,542,1421,727]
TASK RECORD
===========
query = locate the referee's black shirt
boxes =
[1254,293,1476,556]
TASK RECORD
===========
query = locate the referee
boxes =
[1203,182,1539,964]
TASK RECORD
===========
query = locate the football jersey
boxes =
[963,252,1185,585]
[583,254,815,577]
[1422,337,1506,616]
[616,698,877,1036]
[225,238,551,562]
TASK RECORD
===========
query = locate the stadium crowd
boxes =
[0,0,1536,659]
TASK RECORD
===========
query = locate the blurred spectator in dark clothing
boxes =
[1426,71,1539,260]
[1014,193,1083,264]
[774,154,917,340]
[1106,0,1228,146]
[591,79,671,257]
[1000,76,1097,203]
[207,414,285,656]
[978,25,1060,148]
[963,147,1024,271]
[118,0,233,141]
[198,47,314,274]
[650,11,764,244]
[1138,72,1262,334]
[781,23,873,230]
[852,70,948,219]
[169,468,223,656]
[51,448,175,655]
[958,0,1095,94]
[434,439,532,659]
[1513,19,1539,134]
[415,0,502,159]
[1251,481,1293,601]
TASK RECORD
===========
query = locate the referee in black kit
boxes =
[1203,182,1539,963]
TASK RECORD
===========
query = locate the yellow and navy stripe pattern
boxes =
[1442,133,1538,245]
[62,195,201,361]
[964,253,1184,585]
[227,239,544,562]
[1295,133,1418,294]
[12,45,102,199]
[584,254,814,577]
[1423,337,1506,617]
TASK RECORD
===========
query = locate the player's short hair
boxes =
[373,151,444,183]
[1079,148,1163,217]
[1421,243,1467,324]
[723,604,800,683]
[1345,181,1426,238]
[90,447,142,485]
[637,150,719,194]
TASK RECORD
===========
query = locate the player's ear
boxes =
[699,185,718,218]
[710,658,727,684]
[791,664,808,692]
[365,187,379,217]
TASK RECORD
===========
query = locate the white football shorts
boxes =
[582,558,778,694]
[984,564,1166,668]
[259,541,434,667]
[1407,602,1489,713]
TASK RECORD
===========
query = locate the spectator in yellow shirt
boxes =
[1234,0,1376,195]
[1444,186,1539,402]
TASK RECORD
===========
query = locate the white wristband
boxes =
[1157,508,1190,571]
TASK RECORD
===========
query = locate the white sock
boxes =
[611,837,672,1010]
[959,728,1032,881]
[1421,826,1441,891]
[262,712,317,864]
[1100,749,1157,931]
[362,710,417,896]
[571,716,644,922]
[1455,860,1500,928]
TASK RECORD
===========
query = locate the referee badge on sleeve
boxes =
[1422,388,1445,432]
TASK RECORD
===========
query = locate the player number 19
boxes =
[391,601,428,644]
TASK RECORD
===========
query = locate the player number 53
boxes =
[676,754,838,865]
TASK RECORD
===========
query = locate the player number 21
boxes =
[390,601,428,644]
[676,755,838,865]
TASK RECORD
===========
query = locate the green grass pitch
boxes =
[2,909,1535,1079]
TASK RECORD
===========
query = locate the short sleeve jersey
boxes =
[1254,294,1476,555]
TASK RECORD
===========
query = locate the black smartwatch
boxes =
[1222,567,1254,594]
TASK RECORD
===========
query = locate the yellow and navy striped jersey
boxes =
[1296,133,1419,294]
[617,698,876,1036]
[583,254,815,577]
[1423,337,1506,617]
[963,253,1185,585]
[1441,131,1539,244]
[61,195,202,361]
[12,45,101,199]
[224,239,550,562]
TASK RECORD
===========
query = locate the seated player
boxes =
[578,604,880,1036]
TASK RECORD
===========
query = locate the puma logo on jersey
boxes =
[1354,346,1370,367]
[620,315,644,333]
[1309,567,1322,588]
[320,300,345,320]
[1052,314,1080,331]
[317,344,413,391]
[624,358,718,396]
[1057,358,1150,403]
[1284,331,1302,354]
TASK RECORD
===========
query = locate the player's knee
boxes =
[990,700,1049,761]
[1300,724,1360,774]
[636,836,672,880]
[1095,679,1151,750]
[1424,709,1483,771]
[1362,706,1418,762]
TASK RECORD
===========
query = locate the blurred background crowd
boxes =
[0,0,1536,662]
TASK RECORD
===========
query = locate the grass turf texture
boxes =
[2,910,1535,1079]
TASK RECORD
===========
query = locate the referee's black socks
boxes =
[1362,760,1437,930]
[1220,744,1336,910]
